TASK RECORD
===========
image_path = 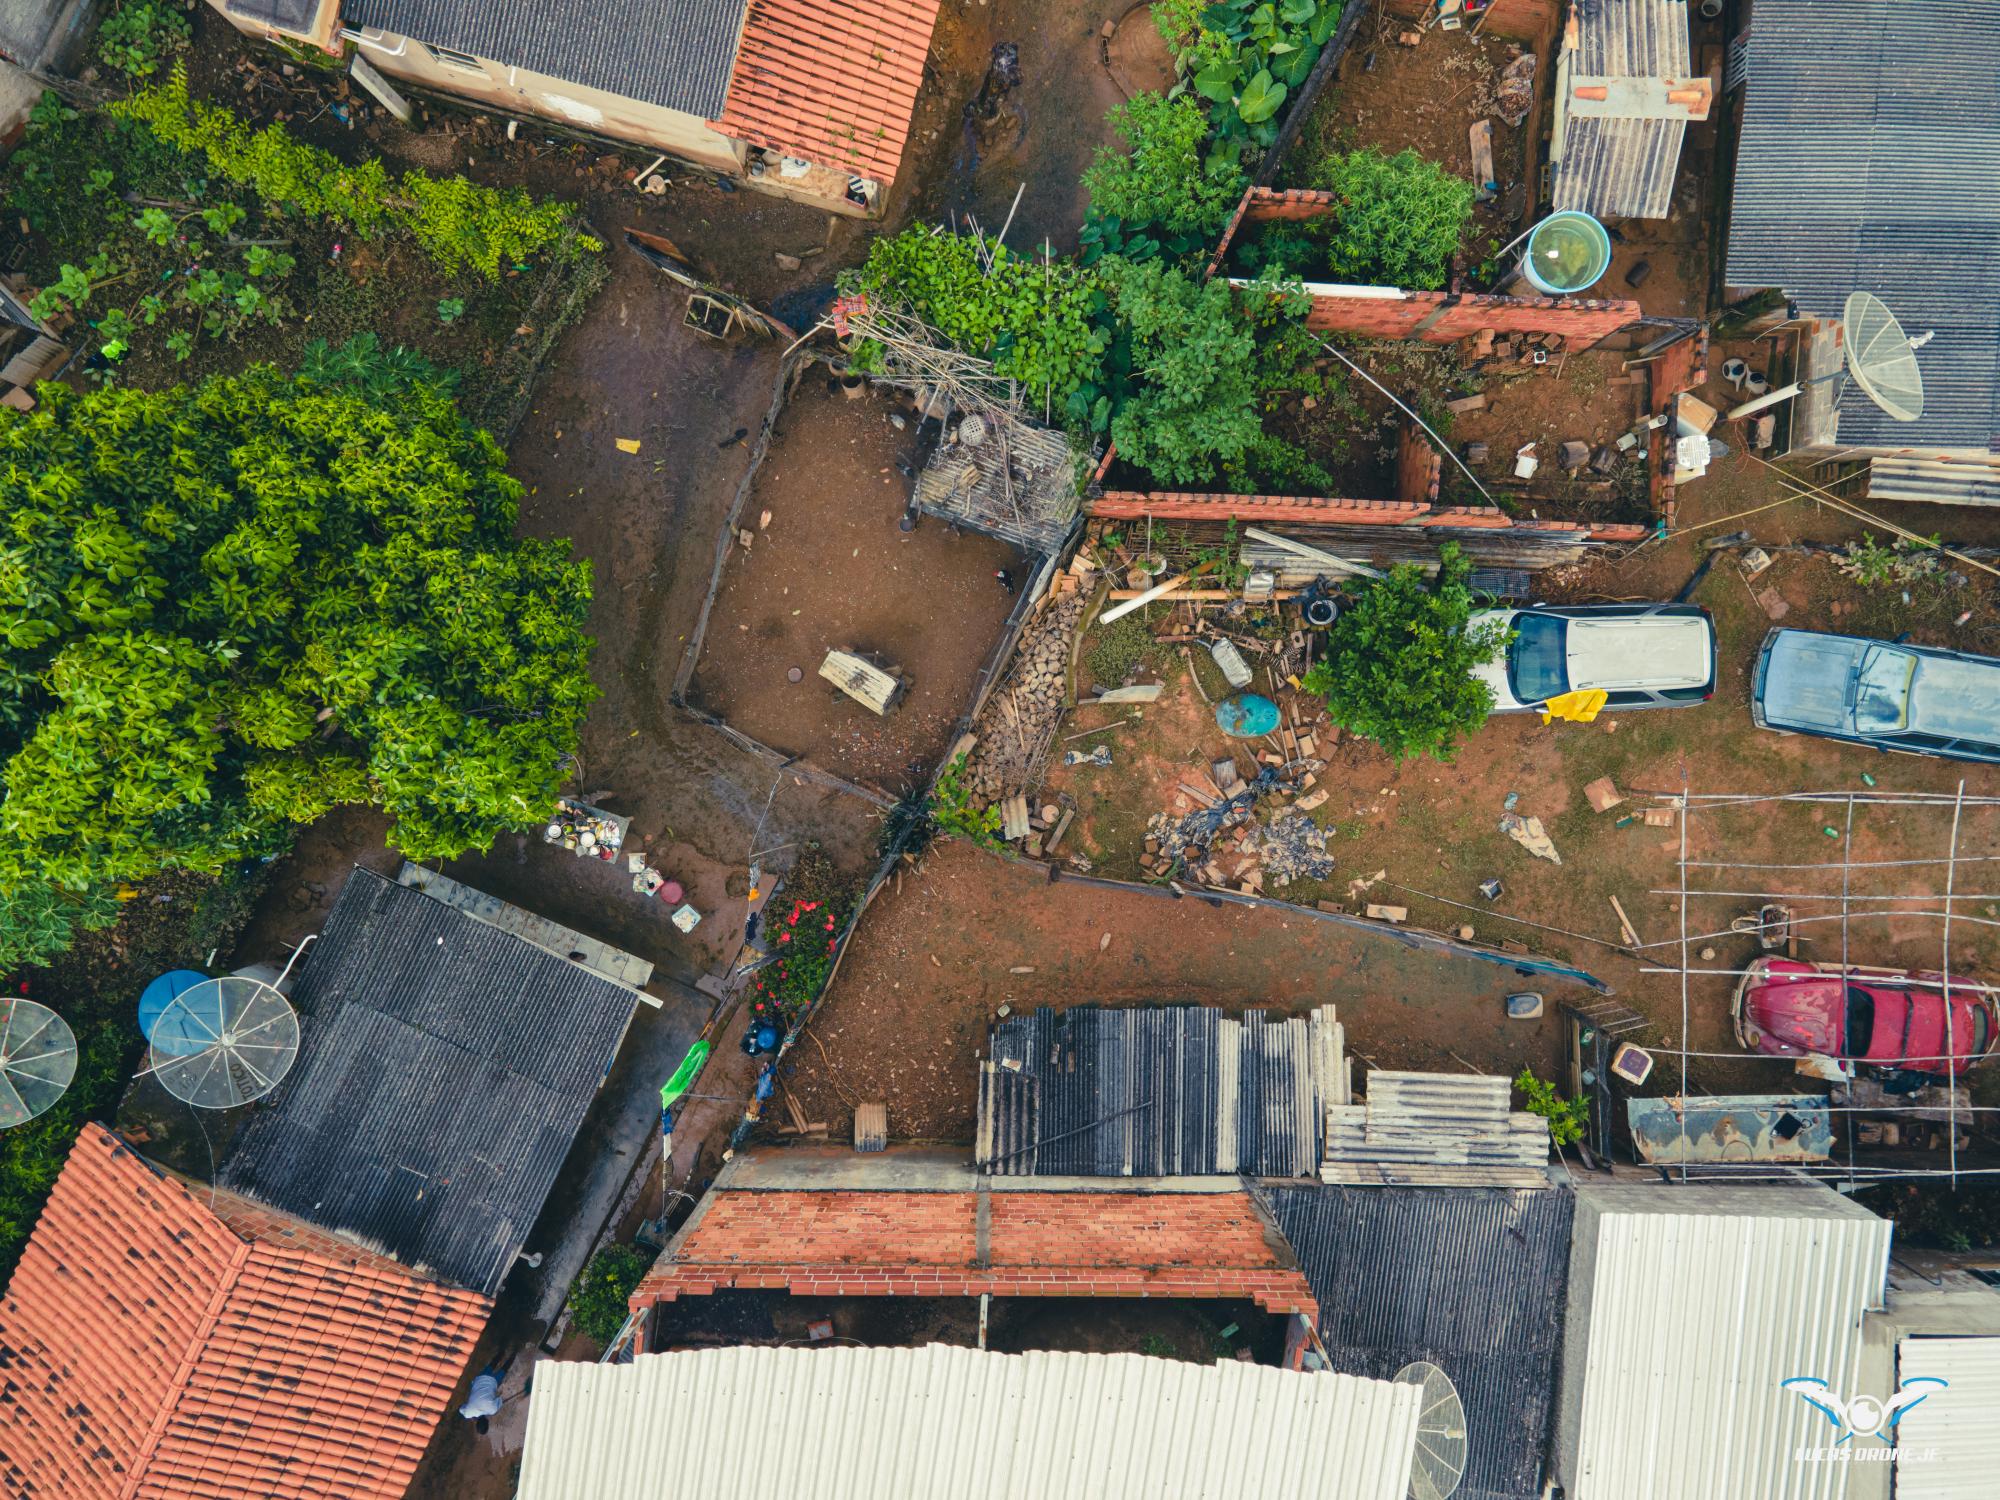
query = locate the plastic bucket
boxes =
[1521,212,1612,295]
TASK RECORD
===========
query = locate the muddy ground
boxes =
[688,378,1025,791]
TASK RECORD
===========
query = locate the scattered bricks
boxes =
[1755,586,1790,621]
[1295,789,1330,812]
[1584,776,1624,813]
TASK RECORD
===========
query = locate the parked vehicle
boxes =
[1732,956,1997,1079]
[1470,603,1716,712]
[1751,628,2000,763]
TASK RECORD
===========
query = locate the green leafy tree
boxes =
[1514,1068,1588,1149]
[1082,92,1247,241]
[0,881,120,973]
[567,1243,653,1345]
[1311,147,1474,290]
[95,0,191,80]
[1302,543,1502,760]
[0,357,597,900]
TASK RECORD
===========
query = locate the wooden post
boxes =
[350,53,415,125]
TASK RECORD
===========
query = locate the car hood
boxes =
[1468,609,1522,709]
[1744,966,1844,1054]
[1566,616,1710,691]
[1759,631,1868,731]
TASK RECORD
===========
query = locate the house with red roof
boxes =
[205,0,942,216]
[0,1122,488,1500]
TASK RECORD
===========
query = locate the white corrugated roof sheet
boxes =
[1895,1335,2000,1500]
[1568,1186,1892,1500]
[517,1343,1422,1500]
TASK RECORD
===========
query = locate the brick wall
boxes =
[1395,423,1444,505]
[630,1188,1317,1324]
[1088,489,1651,543]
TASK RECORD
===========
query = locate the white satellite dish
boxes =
[1729,290,1927,424]
[0,998,77,1127]
[147,974,300,1109]
[1394,1360,1468,1500]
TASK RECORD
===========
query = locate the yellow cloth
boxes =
[1540,688,1609,724]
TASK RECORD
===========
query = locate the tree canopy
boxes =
[0,352,596,899]
[1303,543,1504,761]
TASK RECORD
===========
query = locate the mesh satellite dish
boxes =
[0,998,78,1127]
[1394,1360,1468,1500]
[1729,290,1927,425]
[147,974,300,1109]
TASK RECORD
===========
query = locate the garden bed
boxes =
[686,376,1027,793]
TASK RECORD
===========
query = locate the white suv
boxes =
[1470,603,1718,713]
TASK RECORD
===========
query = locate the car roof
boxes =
[1759,630,1868,730]
[1910,654,2000,741]
[1565,614,1711,690]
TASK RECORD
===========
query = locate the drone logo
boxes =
[1783,1376,1948,1445]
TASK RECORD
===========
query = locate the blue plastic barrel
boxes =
[138,970,210,1055]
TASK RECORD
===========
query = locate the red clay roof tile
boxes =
[711,0,942,184]
[0,1124,488,1500]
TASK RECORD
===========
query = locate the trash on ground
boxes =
[1500,812,1561,864]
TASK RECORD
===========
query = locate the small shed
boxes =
[819,649,903,714]
[912,411,1080,553]
[1550,0,1710,221]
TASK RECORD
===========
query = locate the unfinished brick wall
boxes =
[1396,423,1444,505]
[629,1188,1318,1329]
[1089,489,1650,544]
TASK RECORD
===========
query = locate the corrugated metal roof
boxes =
[517,1344,1422,1500]
[1867,455,2000,506]
[1565,1184,1893,1500]
[1551,0,1693,219]
[219,868,638,1297]
[977,1006,1334,1177]
[225,0,321,32]
[1270,1185,1574,1500]
[1727,0,2000,453]
[1895,1335,2000,1499]
[1320,1070,1550,1187]
[343,0,748,118]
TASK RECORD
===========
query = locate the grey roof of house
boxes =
[0,0,94,70]
[343,0,750,118]
[1551,0,1692,220]
[224,0,321,32]
[1727,0,2000,453]
[1268,1185,1576,1500]
[976,1005,1333,1178]
[219,868,638,1297]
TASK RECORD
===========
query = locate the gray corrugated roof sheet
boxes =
[219,868,638,1297]
[1269,1185,1575,1500]
[1321,1070,1551,1187]
[1727,0,2000,453]
[1552,0,1693,220]
[225,0,320,31]
[344,0,749,118]
[976,1006,1335,1177]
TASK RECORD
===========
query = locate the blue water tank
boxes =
[138,970,207,1051]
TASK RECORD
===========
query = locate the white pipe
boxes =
[1098,572,1191,624]
[1727,382,1803,420]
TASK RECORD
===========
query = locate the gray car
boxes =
[1751,628,2000,764]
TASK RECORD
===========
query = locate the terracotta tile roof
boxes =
[711,0,941,185]
[0,1124,489,1500]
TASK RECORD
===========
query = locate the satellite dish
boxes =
[1394,1360,1468,1500]
[1841,291,1926,422]
[0,999,77,1127]
[147,975,300,1109]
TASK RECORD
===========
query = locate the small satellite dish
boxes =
[147,975,300,1109]
[0,998,78,1127]
[1394,1360,1468,1500]
[1841,290,1926,423]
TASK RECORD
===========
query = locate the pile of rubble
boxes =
[959,591,1087,804]
[1139,750,1336,894]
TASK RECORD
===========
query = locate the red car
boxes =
[1732,957,1997,1079]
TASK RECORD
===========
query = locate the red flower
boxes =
[779,932,791,944]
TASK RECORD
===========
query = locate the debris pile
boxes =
[961,592,1086,803]
[1242,810,1336,885]
[1141,764,1329,893]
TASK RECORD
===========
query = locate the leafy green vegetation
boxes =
[849,228,1107,417]
[568,1243,653,1344]
[1082,92,1247,247]
[113,67,596,278]
[1085,616,1157,687]
[0,354,597,901]
[930,754,1004,849]
[95,0,190,80]
[1183,0,1345,151]
[1311,148,1474,289]
[1303,544,1503,760]
[1514,1068,1587,1149]
[0,884,121,974]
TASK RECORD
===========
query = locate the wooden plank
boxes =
[1092,684,1163,703]
[1469,118,1495,191]
[1241,526,1385,580]
[1609,894,1644,948]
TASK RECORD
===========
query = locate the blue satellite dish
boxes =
[139,970,209,1054]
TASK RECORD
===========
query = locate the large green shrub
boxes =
[1311,147,1474,290]
[94,0,190,80]
[0,357,597,896]
[1303,543,1503,760]
[112,68,594,278]
[1082,92,1247,242]
[567,1243,653,1345]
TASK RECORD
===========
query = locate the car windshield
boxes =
[1853,646,1917,734]
[1845,986,1876,1058]
[1507,615,1567,702]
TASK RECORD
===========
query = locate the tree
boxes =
[567,1243,652,1345]
[1303,543,1503,761]
[1082,92,1247,242]
[0,350,596,902]
[1310,148,1474,290]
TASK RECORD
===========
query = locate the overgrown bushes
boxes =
[1082,93,1246,247]
[112,68,595,278]
[567,1243,652,1344]
[1311,148,1473,290]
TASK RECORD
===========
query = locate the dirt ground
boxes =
[783,841,1558,1142]
[688,378,1025,791]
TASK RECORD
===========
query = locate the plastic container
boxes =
[1520,212,1612,295]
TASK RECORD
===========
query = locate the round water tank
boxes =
[1520,212,1612,295]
